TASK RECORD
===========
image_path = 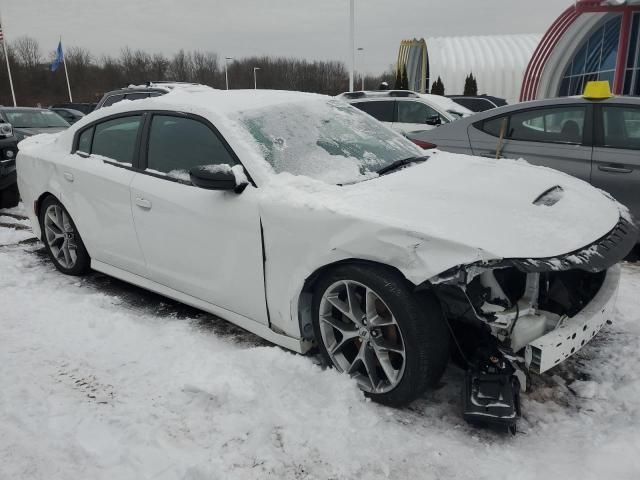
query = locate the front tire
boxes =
[0,183,19,209]
[312,264,449,407]
[39,196,90,275]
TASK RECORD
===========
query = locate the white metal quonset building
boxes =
[397,34,541,103]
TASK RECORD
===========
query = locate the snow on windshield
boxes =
[238,98,422,184]
[4,109,70,128]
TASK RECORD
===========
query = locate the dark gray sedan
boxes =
[407,95,640,224]
[0,107,70,142]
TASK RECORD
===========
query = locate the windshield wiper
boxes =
[376,156,428,176]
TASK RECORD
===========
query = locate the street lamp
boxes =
[225,57,233,90]
[253,67,261,89]
[357,47,364,90]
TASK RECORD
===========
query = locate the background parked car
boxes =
[407,92,640,229]
[50,102,97,115]
[447,94,508,112]
[0,107,70,142]
[419,93,473,118]
[94,81,197,110]
[0,122,19,208]
[337,90,463,134]
[49,107,85,125]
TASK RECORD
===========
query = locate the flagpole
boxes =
[0,11,17,107]
[60,37,72,102]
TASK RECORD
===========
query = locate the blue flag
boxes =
[51,41,64,72]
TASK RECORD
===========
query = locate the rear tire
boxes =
[312,263,449,407]
[39,196,90,275]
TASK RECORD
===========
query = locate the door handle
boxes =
[135,197,152,210]
[598,164,632,174]
[63,172,74,182]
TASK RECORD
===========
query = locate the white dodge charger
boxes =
[17,85,636,412]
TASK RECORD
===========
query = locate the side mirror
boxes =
[425,115,442,126]
[189,164,249,193]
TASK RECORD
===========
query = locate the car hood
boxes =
[336,151,622,261]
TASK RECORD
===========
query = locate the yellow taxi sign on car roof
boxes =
[583,81,613,100]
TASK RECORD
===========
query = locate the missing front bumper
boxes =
[524,265,620,374]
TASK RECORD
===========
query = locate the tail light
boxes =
[410,138,437,150]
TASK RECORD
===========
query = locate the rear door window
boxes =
[507,106,586,144]
[351,101,395,122]
[92,116,142,164]
[479,116,509,137]
[397,100,448,124]
[602,106,640,150]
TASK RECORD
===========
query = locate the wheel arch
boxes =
[34,192,64,239]
[296,258,415,342]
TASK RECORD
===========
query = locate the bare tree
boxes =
[168,50,193,82]
[192,51,219,87]
[13,36,41,69]
[150,53,170,81]
[0,41,369,106]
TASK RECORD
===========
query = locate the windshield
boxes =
[239,98,423,184]
[3,109,70,128]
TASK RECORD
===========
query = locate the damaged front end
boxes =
[428,216,637,432]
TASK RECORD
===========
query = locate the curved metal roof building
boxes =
[397,34,541,103]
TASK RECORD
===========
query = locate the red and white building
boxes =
[521,0,640,101]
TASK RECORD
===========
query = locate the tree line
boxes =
[0,36,395,107]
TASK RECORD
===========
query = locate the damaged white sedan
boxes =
[17,86,637,430]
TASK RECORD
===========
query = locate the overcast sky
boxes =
[3,0,570,74]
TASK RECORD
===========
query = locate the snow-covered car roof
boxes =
[419,94,473,117]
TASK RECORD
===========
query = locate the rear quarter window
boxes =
[101,94,125,107]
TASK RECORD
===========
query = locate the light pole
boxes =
[253,67,261,89]
[225,57,233,90]
[357,47,364,90]
[349,0,355,92]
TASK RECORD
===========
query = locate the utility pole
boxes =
[349,0,355,92]
[225,57,233,90]
[357,47,364,90]
[253,67,260,89]
[0,11,17,106]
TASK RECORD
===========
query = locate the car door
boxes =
[395,100,445,134]
[129,112,268,324]
[63,114,148,276]
[350,100,395,128]
[591,104,640,221]
[468,105,593,183]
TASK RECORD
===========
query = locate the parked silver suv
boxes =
[337,90,471,135]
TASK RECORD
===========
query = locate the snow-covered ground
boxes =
[1,209,639,480]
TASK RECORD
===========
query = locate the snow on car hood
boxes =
[262,151,622,276]
[347,152,621,259]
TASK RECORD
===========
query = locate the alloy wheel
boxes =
[319,280,406,393]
